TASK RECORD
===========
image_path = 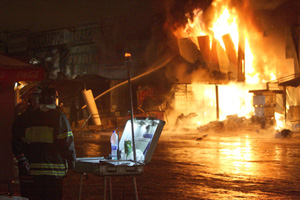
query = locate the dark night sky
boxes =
[0,0,292,33]
[0,0,160,32]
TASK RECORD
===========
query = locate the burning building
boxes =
[1,0,299,132]
[161,0,300,132]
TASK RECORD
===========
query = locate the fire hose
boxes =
[81,55,175,110]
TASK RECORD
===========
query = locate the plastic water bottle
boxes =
[110,130,118,160]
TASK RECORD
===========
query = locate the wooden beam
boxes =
[210,38,220,72]
[222,33,237,79]
[197,35,220,72]
[197,35,210,65]
[237,33,245,82]
[177,38,201,64]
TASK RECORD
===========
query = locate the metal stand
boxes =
[75,54,166,200]
[132,176,139,200]
[78,174,139,200]
[103,176,139,200]
[125,53,137,163]
[103,176,112,200]
[79,173,84,200]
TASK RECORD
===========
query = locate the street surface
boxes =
[63,127,300,200]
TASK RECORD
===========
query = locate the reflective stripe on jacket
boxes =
[30,163,68,177]
[23,127,73,144]
[24,126,54,143]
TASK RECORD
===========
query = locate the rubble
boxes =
[196,134,208,140]
[275,129,293,138]
[175,112,198,126]
[197,114,275,133]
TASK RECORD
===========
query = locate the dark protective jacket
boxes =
[12,106,76,178]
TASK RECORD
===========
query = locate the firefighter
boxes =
[12,86,76,200]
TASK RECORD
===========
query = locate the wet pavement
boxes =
[62,127,300,200]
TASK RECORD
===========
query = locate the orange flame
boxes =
[210,7,239,51]
[183,9,207,37]
[275,112,285,130]
[171,0,287,129]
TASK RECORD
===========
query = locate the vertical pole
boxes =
[104,177,107,200]
[237,31,245,82]
[215,84,219,120]
[79,173,84,200]
[109,177,112,200]
[185,84,188,113]
[125,53,137,163]
[117,130,120,160]
[133,176,139,200]
[283,86,287,121]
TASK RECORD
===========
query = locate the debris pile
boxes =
[196,114,276,133]
[175,112,198,127]
[275,129,293,138]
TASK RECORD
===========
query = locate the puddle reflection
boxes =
[161,131,300,199]
[71,130,300,199]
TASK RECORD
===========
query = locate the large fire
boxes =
[171,0,292,129]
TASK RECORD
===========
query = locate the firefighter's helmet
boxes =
[39,86,59,105]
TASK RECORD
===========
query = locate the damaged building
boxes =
[0,0,300,131]
[163,0,300,133]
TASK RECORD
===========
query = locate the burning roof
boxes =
[160,0,300,129]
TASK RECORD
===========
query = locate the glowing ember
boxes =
[125,52,132,57]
